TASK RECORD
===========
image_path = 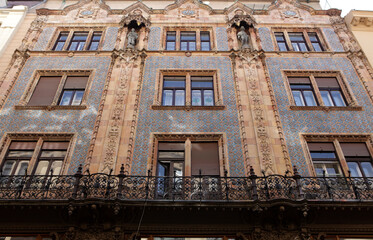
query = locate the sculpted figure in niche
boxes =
[127,28,138,49]
[237,26,250,49]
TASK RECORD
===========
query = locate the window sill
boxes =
[151,105,225,110]
[289,105,363,111]
[14,105,87,110]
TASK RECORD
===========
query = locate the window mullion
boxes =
[85,30,94,51]
[28,138,43,175]
[184,138,191,177]
[303,30,313,51]
[283,30,293,51]
[196,29,201,51]
[176,31,181,51]
[186,73,191,107]
[63,31,74,51]
[52,74,67,106]
[333,139,349,177]
[309,75,322,106]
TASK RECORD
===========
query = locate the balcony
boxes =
[0,165,372,202]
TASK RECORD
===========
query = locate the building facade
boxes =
[0,0,373,239]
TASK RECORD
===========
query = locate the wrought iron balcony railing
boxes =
[0,165,372,201]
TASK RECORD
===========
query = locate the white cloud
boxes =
[320,0,373,16]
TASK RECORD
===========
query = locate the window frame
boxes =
[153,70,224,110]
[283,71,360,110]
[17,70,93,110]
[163,27,214,51]
[0,133,75,177]
[272,28,329,52]
[149,133,228,177]
[49,28,105,51]
[302,134,373,178]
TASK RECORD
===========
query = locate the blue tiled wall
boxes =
[216,27,229,51]
[132,56,244,176]
[148,27,161,51]
[102,27,119,51]
[34,27,56,51]
[258,27,275,51]
[322,28,344,52]
[266,57,373,175]
[0,56,111,173]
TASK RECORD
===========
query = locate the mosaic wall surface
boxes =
[216,27,229,51]
[266,57,373,175]
[132,56,244,176]
[322,28,344,52]
[0,56,111,174]
[258,27,275,51]
[102,27,119,51]
[34,27,56,51]
[148,27,161,51]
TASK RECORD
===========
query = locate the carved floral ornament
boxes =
[120,14,151,28]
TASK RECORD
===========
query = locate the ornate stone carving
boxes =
[237,27,250,49]
[179,4,198,19]
[100,49,140,173]
[228,15,256,28]
[121,14,151,28]
[126,29,138,49]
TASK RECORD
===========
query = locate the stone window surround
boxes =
[161,26,215,51]
[16,69,94,110]
[47,27,106,51]
[282,70,362,111]
[301,134,373,177]
[151,69,225,110]
[147,133,229,177]
[271,27,330,52]
[0,133,76,176]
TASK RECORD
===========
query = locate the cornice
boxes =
[350,16,373,28]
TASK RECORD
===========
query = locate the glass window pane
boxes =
[157,162,168,177]
[34,161,49,175]
[180,42,187,51]
[278,42,288,51]
[192,81,213,88]
[303,91,317,106]
[158,151,185,159]
[77,42,85,51]
[275,33,285,41]
[299,43,308,51]
[289,33,304,41]
[291,84,312,90]
[292,90,305,106]
[312,43,322,52]
[164,80,185,88]
[292,43,300,51]
[173,162,183,177]
[71,91,84,105]
[166,42,175,50]
[50,161,63,175]
[162,90,173,106]
[331,91,346,106]
[59,91,73,106]
[324,163,342,177]
[348,162,363,177]
[320,91,334,106]
[192,90,202,106]
[361,162,373,177]
[40,150,67,158]
[2,161,15,175]
[201,42,210,51]
[15,161,29,175]
[55,42,65,51]
[311,152,336,159]
[89,42,99,50]
[7,150,34,158]
[313,163,325,177]
[204,90,214,106]
[68,42,78,51]
[200,32,210,41]
[189,42,196,51]
[175,90,185,106]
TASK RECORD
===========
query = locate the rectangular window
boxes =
[286,73,352,108]
[162,76,186,106]
[341,143,373,178]
[53,32,69,51]
[274,30,326,52]
[289,32,309,52]
[58,76,89,106]
[88,31,102,50]
[165,31,176,50]
[191,76,214,106]
[51,30,103,51]
[68,32,88,51]
[275,32,289,51]
[289,77,317,106]
[180,31,196,51]
[27,73,90,107]
[200,31,211,51]
[308,142,343,177]
[315,77,346,107]
[1,139,70,176]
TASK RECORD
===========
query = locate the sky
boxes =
[319,0,373,16]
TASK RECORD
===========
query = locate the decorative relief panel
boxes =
[131,56,244,176]
[266,57,373,175]
[102,27,119,51]
[258,27,275,51]
[0,56,111,174]
[322,28,344,52]
[216,27,229,51]
[147,27,161,51]
[33,27,56,51]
